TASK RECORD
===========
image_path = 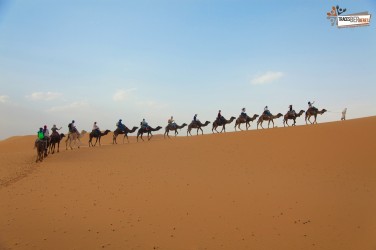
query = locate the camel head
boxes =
[182,123,187,126]
[229,116,236,122]
[293,110,305,117]
[104,129,111,134]
[155,126,162,131]
[321,109,327,113]
[81,130,87,135]
[253,114,260,118]
[203,121,211,126]
[60,133,65,138]
[276,113,283,118]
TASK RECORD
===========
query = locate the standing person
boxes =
[92,122,100,136]
[341,108,347,121]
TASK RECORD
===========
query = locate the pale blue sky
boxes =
[0,0,375,139]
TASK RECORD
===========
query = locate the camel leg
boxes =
[314,115,317,124]
[175,130,178,137]
[57,142,60,153]
[148,132,153,141]
[98,137,101,146]
[125,134,129,143]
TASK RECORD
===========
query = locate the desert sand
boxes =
[1,117,376,250]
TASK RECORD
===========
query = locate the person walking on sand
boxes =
[341,108,347,121]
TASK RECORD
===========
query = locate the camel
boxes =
[89,129,111,147]
[49,133,65,154]
[137,126,162,142]
[283,110,305,127]
[257,113,283,129]
[234,114,259,131]
[35,140,47,162]
[212,117,236,133]
[187,121,211,136]
[305,108,327,124]
[164,123,187,138]
[112,126,138,144]
[65,130,86,150]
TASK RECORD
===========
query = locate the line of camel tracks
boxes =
[35,108,327,162]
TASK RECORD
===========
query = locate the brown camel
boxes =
[187,121,211,136]
[35,140,47,162]
[283,110,305,127]
[49,133,65,154]
[212,117,236,133]
[65,130,86,150]
[234,114,259,131]
[137,126,162,142]
[257,113,283,129]
[305,108,327,124]
[112,126,138,144]
[164,123,187,138]
[89,129,111,147]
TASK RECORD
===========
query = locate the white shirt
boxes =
[44,129,50,137]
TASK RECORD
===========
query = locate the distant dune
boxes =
[1,117,376,250]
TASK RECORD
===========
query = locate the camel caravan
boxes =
[33,102,328,162]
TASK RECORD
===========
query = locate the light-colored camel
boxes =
[212,117,236,133]
[283,110,305,127]
[164,123,187,138]
[257,113,283,129]
[234,114,259,131]
[65,130,87,150]
[187,121,211,136]
[305,108,327,124]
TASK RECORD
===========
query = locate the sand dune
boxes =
[1,117,376,250]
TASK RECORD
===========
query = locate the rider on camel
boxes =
[241,108,247,120]
[51,124,62,136]
[288,105,296,116]
[117,119,126,132]
[92,122,100,136]
[168,116,176,129]
[263,106,271,116]
[141,119,149,131]
[308,101,318,112]
[217,110,224,124]
[68,120,78,135]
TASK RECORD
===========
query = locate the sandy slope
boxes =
[0,117,376,250]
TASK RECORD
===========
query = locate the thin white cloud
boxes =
[251,71,284,85]
[47,101,89,112]
[113,88,136,102]
[27,91,63,101]
[0,95,9,103]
